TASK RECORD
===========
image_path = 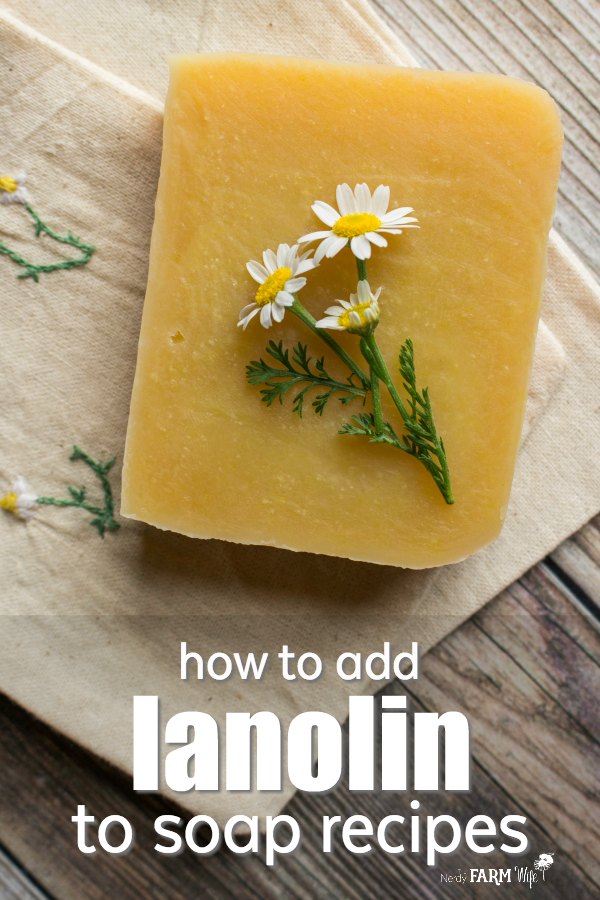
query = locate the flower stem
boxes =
[292,298,370,388]
[37,446,120,536]
[356,257,368,281]
[370,365,384,433]
[363,332,409,418]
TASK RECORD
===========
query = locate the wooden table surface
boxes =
[1,1,598,897]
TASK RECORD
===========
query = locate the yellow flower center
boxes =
[255,266,292,307]
[339,301,378,331]
[0,492,18,514]
[332,212,381,238]
[0,176,18,194]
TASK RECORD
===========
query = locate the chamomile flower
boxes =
[298,182,418,262]
[0,172,30,205]
[239,243,316,330]
[0,476,37,520]
[316,279,381,334]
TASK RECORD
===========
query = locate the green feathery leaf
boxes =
[246,340,367,417]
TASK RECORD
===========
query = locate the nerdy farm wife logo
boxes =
[441,853,555,889]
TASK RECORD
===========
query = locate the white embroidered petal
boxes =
[0,173,30,205]
[312,201,339,226]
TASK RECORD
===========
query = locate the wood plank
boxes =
[414,607,600,884]
[371,0,600,276]
[0,847,49,900]
[551,516,600,605]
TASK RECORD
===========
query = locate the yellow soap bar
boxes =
[122,54,562,568]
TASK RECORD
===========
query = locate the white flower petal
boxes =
[284,276,306,293]
[324,305,346,316]
[366,231,387,248]
[246,260,268,283]
[239,302,257,318]
[316,235,341,262]
[316,316,344,330]
[262,249,278,272]
[271,303,286,323]
[336,183,355,215]
[351,235,371,259]
[276,291,296,307]
[313,239,330,264]
[357,280,371,302]
[237,307,261,329]
[325,235,348,258]
[354,182,371,213]
[371,185,390,217]
[260,304,273,328]
[382,207,414,223]
[298,230,332,244]
[312,201,339,226]
[276,243,291,267]
[294,258,316,275]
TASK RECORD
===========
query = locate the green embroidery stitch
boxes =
[0,204,95,282]
[0,173,95,281]
[36,447,120,537]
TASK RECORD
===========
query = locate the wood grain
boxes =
[372,0,600,277]
[0,849,48,900]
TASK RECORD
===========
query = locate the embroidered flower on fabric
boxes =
[298,182,418,262]
[0,476,38,519]
[0,171,95,281]
[0,172,30,205]
[1,447,120,537]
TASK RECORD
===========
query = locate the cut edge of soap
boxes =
[119,505,499,571]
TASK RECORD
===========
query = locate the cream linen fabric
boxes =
[0,2,598,825]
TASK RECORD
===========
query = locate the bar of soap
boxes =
[122,54,562,568]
